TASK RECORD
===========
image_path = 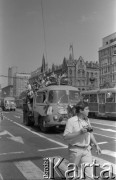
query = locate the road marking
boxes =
[38,142,108,151]
[0,173,3,180]
[0,131,7,136]
[92,156,116,175]
[51,155,116,175]
[0,130,24,144]
[101,150,116,158]
[7,136,24,144]
[5,116,116,141]
[97,142,108,145]
[14,115,20,118]
[90,121,116,127]
[4,116,13,122]
[15,160,43,180]
[0,151,24,156]
[38,146,67,152]
[5,119,116,170]
[93,132,116,139]
[92,126,116,133]
[13,122,67,147]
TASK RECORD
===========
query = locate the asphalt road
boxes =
[0,109,116,180]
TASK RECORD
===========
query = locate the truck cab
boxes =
[23,85,80,132]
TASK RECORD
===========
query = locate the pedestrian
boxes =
[63,101,101,180]
[0,107,4,132]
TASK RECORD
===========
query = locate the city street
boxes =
[0,109,116,180]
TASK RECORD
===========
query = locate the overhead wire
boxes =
[41,0,47,64]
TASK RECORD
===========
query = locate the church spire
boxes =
[69,44,74,60]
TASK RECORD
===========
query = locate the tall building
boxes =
[8,66,18,86]
[13,73,31,98]
[99,32,116,88]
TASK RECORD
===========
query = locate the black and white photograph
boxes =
[0,0,116,179]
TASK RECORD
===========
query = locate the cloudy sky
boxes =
[0,0,116,87]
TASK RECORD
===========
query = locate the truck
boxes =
[0,97,16,111]
[23,84,80,132]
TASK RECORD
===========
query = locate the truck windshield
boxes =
[48,90,68,103]
[48,90,79,104]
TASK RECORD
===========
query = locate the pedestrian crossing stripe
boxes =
[14,156,116,180]
[0,155,113,180]
[92,156,116,175]
[49,156,116,175]
[15,160,44,180]
[0,173,3,180]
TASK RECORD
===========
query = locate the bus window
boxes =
[106,92,115,103]
[82,94,89,102]
[36,92,44,103]
[99,94,105,103]
[48,90,57,103]
[69,91,80,103]
[90,94,97,103]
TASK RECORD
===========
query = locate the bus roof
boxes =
[81,88,116,94]
[37,85,79,92]
[81,89,98,94]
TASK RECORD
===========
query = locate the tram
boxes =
[81,88,116,119]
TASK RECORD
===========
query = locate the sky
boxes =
[0,0,116,88]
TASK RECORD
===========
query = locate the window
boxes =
[82,70,85,77]
[82,94,89,102]
[78,70,81,76]
[99,94,105,103]
[48,90,57,103]
[90,94,97,103]
[106,92,115,103]
[69,91,80,103]
[48,90,68,103]
[36,92,46,103]
[69,69,72,75]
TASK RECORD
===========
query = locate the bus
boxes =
[81,88,116,119]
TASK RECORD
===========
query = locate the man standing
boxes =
[63,101,101,180]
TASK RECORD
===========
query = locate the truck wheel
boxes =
[39,117,48,133]
[25,115,34,126]
[23,111,34,126]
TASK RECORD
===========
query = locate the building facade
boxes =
[8,66,18,86]
[99,32,116,88]
[13,73,30,98]
[67,56,99,91]
[1,85,13,98]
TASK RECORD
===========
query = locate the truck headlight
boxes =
[53,115,58,121]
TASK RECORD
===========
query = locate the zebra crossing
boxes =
[0,154,116,180]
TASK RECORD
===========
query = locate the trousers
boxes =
[67,145,94,180]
